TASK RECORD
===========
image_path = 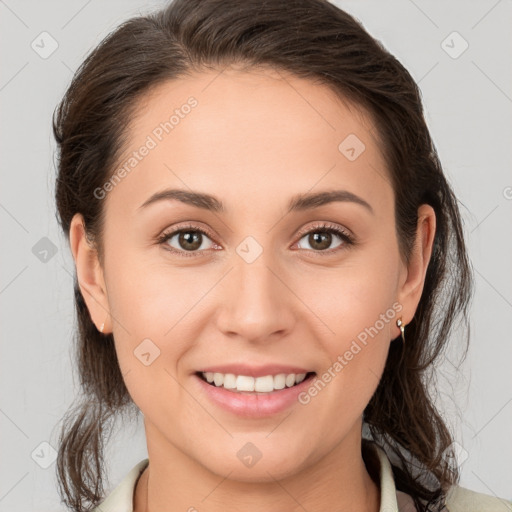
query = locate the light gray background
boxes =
[1,0,511,510]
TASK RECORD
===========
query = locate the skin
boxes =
[69,65,436,512]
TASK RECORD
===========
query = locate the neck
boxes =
[134,420,380,512]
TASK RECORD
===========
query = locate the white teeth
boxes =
[223,373,237,389]
[213,372,224,387]
[236,375,255,391]
[285,374,296,387]
[255,375,274,392]
[273,373,286,390]
[295,373,306,384]
[201,371,310,392]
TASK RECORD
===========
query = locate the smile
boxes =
[194,369,317,418]
[198,371,315,393]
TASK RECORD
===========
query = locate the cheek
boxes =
[292,251,400,418]
[106,247,205,342]
[294,253,400,356]
[103,249,220,404]
[102,253,184,397]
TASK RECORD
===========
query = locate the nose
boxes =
[215,251,296,344]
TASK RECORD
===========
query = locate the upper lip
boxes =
[196,364,314,378]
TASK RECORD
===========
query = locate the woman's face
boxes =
[72,66,434,480]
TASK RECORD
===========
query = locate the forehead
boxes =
[104,65,391,218]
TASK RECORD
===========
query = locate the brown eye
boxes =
[158,226,216,256]
[295,222,354,254]
[176,231,204,251]
[306,231,335,251]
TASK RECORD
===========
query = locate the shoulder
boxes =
[445,484,512,512]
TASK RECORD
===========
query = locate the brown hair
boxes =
[53,0,473,510]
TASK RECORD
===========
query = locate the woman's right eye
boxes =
[157,226,218,257]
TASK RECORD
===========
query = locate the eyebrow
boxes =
[138,188,374,215]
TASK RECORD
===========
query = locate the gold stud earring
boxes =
[396,318,406,344]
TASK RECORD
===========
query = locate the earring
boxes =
[98,315,108,334]
[396,318,406,344]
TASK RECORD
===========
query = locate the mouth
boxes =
[195,371,317,394]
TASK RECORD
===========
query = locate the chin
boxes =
[193,440,310,483]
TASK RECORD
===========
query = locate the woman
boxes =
[52,0,511,511]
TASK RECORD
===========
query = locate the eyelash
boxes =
[156,222,355,258]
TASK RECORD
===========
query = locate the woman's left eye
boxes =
[157,222,354,258]
[295,223,354,253]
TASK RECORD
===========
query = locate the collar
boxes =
[93,441,414,511]
[369,442,417,511]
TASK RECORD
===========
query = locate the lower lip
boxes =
[194,373,316,418]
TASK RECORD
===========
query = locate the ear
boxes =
[396,204,436,332]
[69,213,111,334]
